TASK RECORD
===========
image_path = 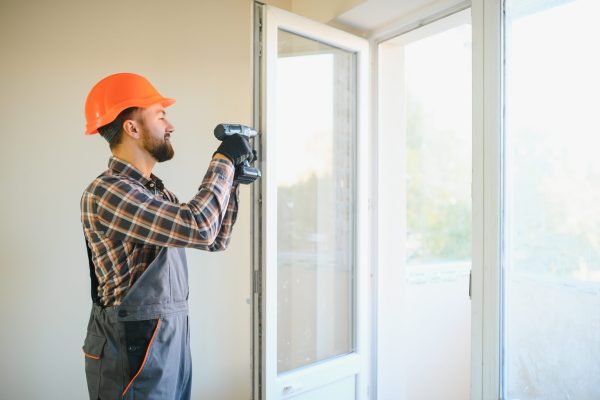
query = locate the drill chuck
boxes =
[214,123,257,140]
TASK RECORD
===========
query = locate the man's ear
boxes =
[122,119,141,139]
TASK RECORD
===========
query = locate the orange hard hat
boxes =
[84,72,175,135]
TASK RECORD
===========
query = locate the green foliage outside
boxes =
[406,94,472,265]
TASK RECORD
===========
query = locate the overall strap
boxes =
[85,239,101,306]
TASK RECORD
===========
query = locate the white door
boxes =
[253,3,370,399]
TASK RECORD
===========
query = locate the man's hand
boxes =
[214,134,253,166]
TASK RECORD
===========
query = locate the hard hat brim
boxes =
[85,96,176,135]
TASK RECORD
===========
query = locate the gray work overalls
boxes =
[83,243,192,400]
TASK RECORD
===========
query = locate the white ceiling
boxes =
[335,0,438,32]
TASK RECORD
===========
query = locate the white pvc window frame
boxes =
[370,0,504,399]
[472,1,503,399]
[253,0,505,398]
[253,3,372,399]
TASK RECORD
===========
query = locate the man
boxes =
[80,72,254,399]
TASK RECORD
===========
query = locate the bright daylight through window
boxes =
[503,0,600,398]
[276,29,357,374]
[378,10,472,399]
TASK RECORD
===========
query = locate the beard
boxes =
[142,129,174,163]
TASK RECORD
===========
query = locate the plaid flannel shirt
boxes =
[81,156,239,306]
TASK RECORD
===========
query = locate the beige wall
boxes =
[0,0,254,398]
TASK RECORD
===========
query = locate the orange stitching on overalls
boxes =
[121,318,162,398]
[83,352,101,360]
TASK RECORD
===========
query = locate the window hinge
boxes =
[257,15,263,57]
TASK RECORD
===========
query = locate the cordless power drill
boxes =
[214,123,261,184]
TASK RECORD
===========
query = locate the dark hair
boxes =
[98,107,140,149]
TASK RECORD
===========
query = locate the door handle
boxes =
[282,383,304,395]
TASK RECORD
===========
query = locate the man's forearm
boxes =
[206,183,240,252]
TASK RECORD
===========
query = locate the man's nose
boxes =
[166,119,175,133]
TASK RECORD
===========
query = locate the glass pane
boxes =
[276,29,356,373]
[503,1,600,399]
[403,21,472,400]
[406,25,472,267]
